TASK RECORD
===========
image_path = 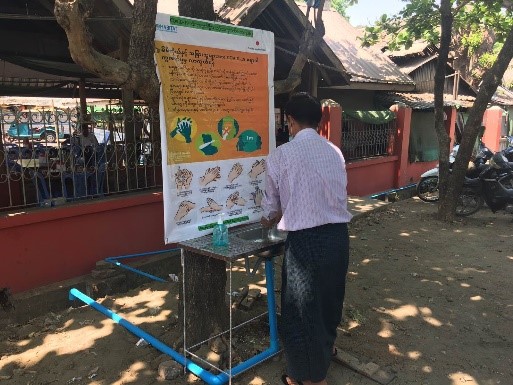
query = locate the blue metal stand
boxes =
[69,258,279,385]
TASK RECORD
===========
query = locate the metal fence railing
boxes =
[341,118,397,161]
[0,105,162,212]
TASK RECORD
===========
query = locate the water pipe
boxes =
[69,258,280,384]
[105,248,180,283]
[369,183,417,199]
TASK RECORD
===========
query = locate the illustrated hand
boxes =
[170,117,192,143]
[251,186,264,207]
[200,198,223,213]
[226,191,246,209]
[248,159,265,180]
[175,167,193,190]
[199,166,221,186]
[227,163,243,183]
[174,200,195,221]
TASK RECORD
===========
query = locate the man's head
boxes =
[284,92,322,136]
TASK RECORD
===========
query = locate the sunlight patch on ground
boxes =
[377,321,394,338]
[423,316,443,327]
[248,376,266,384]
[399,232,411,237]
[419,307,443,327]
[419,307,432,316]
[7,322,115,369]
[384,298,403,306]
[111,361,150,385]
[384,304,419,321]
[421,279,443,286]
[422,365,433,373]
[460,283,471,288]
[470,295,483,301]
[387,344,403,356]
[407,351,422,360]
[361,258,380,264]
[448,371,479,385]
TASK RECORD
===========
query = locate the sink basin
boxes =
[236,227,287,243]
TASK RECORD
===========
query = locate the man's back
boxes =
[265,128,352,231]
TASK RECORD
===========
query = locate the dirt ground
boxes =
[1,197,512,385]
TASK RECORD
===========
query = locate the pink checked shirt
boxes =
[262,128,352,231]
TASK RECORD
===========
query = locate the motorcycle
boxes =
[456,151,513,216]
[416,142,494,202]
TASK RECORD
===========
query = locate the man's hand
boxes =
[260,211,282,228]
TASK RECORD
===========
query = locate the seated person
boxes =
[71,118,98,168]
[21,138,33,159]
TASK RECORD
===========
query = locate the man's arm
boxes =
[261,156,281,227]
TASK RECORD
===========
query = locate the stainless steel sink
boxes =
[236,227,287,243]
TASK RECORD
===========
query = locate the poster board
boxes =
[155,14,275,243]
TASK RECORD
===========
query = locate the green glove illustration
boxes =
[170,117,193,143]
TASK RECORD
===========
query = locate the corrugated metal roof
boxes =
[376,92,475,110]
[492,86,513,106]
[297,5,414,87]
[397,55,438,75]
[386,40,434,58]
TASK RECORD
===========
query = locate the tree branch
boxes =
[54,0,160,109]
[274,25,319,94]
[54,0,131,85]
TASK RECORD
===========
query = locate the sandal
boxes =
[281,374,304,385]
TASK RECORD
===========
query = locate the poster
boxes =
[155,14,275,243]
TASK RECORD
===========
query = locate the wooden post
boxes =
[78,78,87,119]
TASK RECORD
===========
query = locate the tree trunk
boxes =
[438,17,513,220]
[178,251,228,348]
[434,0,454,221]
[173,3,230,351]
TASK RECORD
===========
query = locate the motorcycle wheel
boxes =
[417,176,440,202]
[455,188,484,216]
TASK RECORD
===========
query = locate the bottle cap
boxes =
[217,213,225,225]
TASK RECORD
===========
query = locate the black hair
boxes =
[284,92,322,127]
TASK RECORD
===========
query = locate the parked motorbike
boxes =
[416,142,494,202]
[456,151,513,216]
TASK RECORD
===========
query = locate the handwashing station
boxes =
[70,222,286,385]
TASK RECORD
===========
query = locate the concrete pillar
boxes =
[482,106,504,152]
[390,104,412,188]
[319,101,342,148]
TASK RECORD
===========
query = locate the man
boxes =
[261,92,352,385]
[72,115,98,168]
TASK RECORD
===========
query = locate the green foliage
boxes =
[361,0,513,57]
[332,0,351,18]
[478,42,504,69]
